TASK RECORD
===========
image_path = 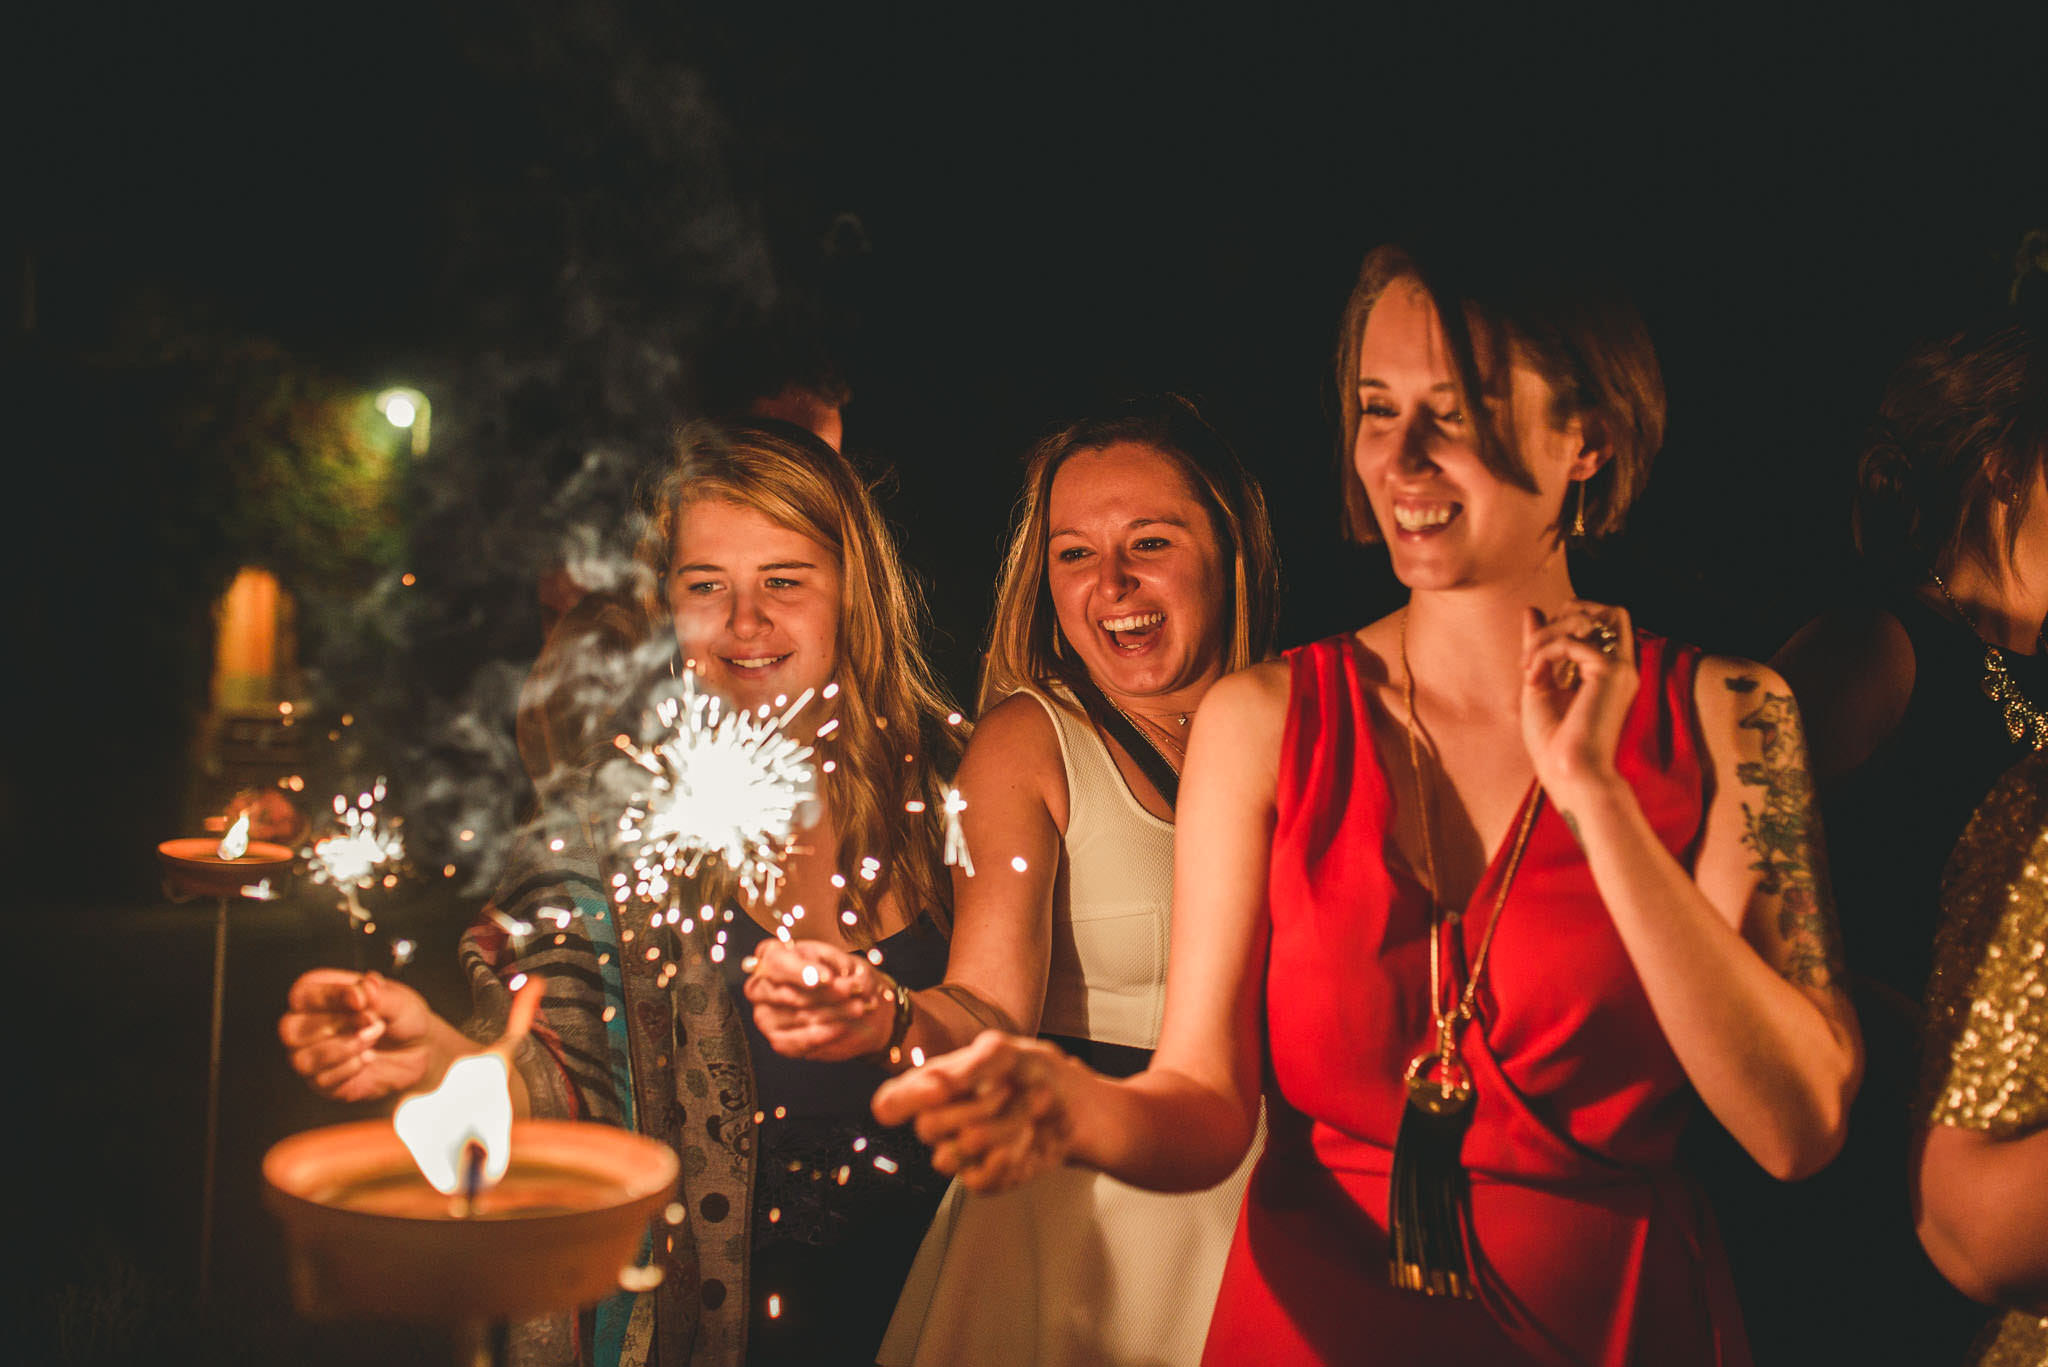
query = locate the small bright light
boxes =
[385,396,416,427]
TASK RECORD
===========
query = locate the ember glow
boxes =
[613,669,817,910]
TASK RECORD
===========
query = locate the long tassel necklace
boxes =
[1929,572,2048,751]
[1388,610,1543,1299]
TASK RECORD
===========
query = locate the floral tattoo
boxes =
[1728,677,1847,989]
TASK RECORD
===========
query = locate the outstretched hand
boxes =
[278,968,439,1103]
[1521,600,1638,802]
[871,1030,1078,1192]
[744,938,897,1062]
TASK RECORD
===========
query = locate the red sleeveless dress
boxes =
[1200,632,1751,1367]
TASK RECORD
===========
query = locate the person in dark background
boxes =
[1721,314,2048,1365]
[281,421,964,1367]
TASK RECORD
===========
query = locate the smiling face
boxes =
[1353,280,1596,592]
[668,497,843,712]
[1044,441,1229,709]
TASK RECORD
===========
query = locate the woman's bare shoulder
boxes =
[1769,605,1916,781]
[1692,655,1801,742]
[1203,658,1292,720]
[959,690,1066,779]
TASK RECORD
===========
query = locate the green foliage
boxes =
[124,325,407,596]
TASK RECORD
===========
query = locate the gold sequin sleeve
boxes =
[1919,753,2048,1367]
[1921,752,2048,1137]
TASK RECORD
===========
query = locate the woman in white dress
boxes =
[745,394,1281,1365]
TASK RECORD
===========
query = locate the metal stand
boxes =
[200,893,229,1304]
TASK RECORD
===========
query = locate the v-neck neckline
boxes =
[1340,633,1541,919]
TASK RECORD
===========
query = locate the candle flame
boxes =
[217,811,251,860]
[393,1053,514,1197]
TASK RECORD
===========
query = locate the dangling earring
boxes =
[1571,480,1588,539]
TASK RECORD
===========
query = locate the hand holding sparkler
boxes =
[744,939,903,1063]
[280,969,443,1103]
[870,1030,1085,1192]
[279,971,547,1110]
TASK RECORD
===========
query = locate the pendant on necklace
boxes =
[1403,1048,1474,1115]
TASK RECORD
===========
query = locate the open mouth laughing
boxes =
[1099,610,1165,652]
[1391,500,1461,536]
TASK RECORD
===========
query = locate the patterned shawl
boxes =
[459,776,758,1367]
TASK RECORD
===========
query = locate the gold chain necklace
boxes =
[1103,694,1189,765]
[1397,610,1543,1114]
[1929,572,2048,751]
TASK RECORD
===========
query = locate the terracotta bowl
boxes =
[263,1118,679,1322]
[157,837,296,899]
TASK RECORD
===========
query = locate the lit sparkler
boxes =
[942,786,974,877]
[613,669,818,916]
[304,779,406,924]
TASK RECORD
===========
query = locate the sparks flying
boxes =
[613,670,818,912]
[303,779,406,922]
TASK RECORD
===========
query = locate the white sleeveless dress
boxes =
[877,687,1262,1367]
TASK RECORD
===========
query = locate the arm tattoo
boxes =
[1728,680,1847,989]
[1561,809,1585,848]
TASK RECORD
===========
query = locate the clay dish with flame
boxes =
[157,837,295,899]
[263,1118,679,1321]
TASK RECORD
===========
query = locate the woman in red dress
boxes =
[874,242,1865,1365]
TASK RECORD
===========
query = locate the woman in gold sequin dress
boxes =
[1728,318,2048,1363]
[1916,748,2048,1367]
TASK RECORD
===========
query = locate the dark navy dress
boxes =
[716,913,950,1366]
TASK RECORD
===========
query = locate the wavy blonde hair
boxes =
[979,395,1281,713]
[636,420,965,940]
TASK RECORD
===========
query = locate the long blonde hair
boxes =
[637,420,965,939]
[979,394,1281,713]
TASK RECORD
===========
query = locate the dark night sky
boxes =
[13,2,2048,892]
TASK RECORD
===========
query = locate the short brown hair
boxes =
[1853,320,2045,584]
[1334,242,1666,544]
[979,395,1282,713]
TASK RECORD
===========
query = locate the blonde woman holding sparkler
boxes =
[746,394,1282,1366]
[281,419,965,1367]
[869,243,1865,1366]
